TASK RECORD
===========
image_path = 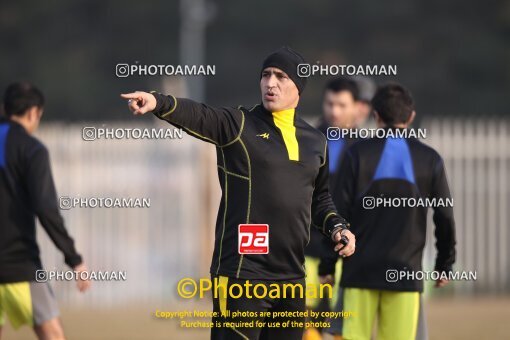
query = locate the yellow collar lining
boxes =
[271,108,299,161]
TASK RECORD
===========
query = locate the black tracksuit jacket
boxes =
[0,117,82,283]
[321,132,456,292]
[151,94,348,280]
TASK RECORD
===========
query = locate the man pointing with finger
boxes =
[121,47,355,340]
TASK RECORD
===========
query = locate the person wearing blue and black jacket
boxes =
[320,83,456,340]
[0,83,90,340]
[306,78,361,265]
[303,77,362,340]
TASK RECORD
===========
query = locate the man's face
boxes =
[260,67,299,112]
[322,90,359,128]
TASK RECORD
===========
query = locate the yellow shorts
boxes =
[0,281,59,329]
[342,288,424,340]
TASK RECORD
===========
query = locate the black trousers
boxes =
[210,276,306,340]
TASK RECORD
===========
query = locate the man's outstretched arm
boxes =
[121,91,244,146]
[311,143,356,258]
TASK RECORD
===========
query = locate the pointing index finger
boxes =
[120,93,141,100]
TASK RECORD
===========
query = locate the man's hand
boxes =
[73,263,92,293]
[435,279,449,288]
[120,91,157,115]
[319,274,334,285]
[333,229,356,257]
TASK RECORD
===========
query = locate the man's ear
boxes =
[26,106,36,121]
[27,106,42,123]
[406,111,416,126]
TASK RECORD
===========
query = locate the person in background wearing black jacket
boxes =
[121,47,356,340]
[320,83,456,340]
[0,83,90,340]
[303,78,362,340]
